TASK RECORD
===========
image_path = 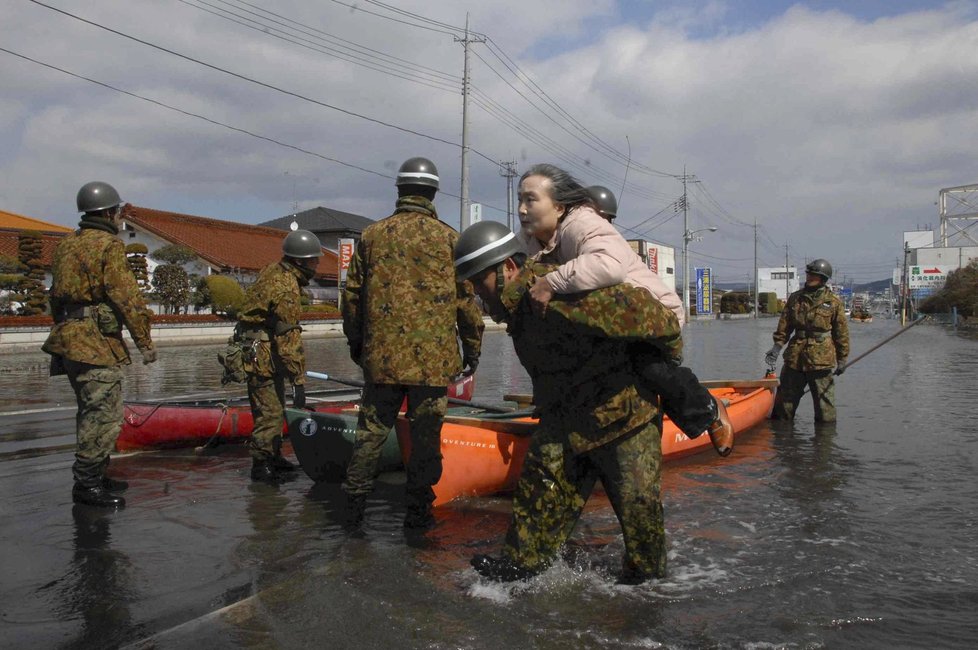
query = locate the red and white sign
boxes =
[908,264,955,289]
[339,238,355,283]
[647,246,658,274]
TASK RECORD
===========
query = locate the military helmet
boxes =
[395,157,439,190]
[805,258,832,280]
[76,181,122,213]
[587,185,618,220]
[454,221,522,281]
[282,229,324,258]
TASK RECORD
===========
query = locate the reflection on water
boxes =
[2,321,978,648]
[53,506,142,649]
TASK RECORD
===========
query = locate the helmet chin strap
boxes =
[495,262,507,293]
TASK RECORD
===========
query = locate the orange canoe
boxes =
[396,377,777,506]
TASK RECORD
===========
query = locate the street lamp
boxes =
[682,226,718,321]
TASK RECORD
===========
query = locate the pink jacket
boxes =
[524,205,685,326]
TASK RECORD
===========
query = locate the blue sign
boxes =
[696,267,713,315]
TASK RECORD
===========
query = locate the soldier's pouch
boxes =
[588,386,640,431]
[217,335,250,384]
[94,303,122,335]
[48,354,67,377]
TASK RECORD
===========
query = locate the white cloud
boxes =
[1,0,976,280]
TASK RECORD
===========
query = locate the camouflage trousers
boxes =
[342,383,447,510]
[502,419,666,579]
[246,373,287,460]
[65,360,124,488]
[772,366,837,422]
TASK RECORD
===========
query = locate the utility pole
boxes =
[681,168,690,321]
[456,15,485,231]
[498,161,518,231]
[901,241,910,325]
[784,244,790,302]
[753,219,759,317]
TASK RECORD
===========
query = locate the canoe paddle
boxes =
[306,371,516,413]
[769,315,929,400]
[837,314,928,374]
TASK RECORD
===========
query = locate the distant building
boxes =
[626,239,678,293]
[902,229,978,299]
[261,206,374,252]
[120,204,339,295]
[0,209,73,288]
[758,266,799,301]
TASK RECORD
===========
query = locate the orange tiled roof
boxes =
[121,205,338,279]
[0,231,66,269]
[0,209,73,234]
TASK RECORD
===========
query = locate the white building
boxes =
[627,239,677,293]
[757,266,799,301]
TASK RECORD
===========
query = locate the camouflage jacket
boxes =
[237,261,307,383]
[342,196,484,386]
[42,224,153,367]
[773,285,850,371]
[499,262,682,454]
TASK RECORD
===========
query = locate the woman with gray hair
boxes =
[515,163,733,455]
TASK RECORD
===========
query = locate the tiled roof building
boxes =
[261,206,374,251]
[121,205,338,283]
[0,210,72,269]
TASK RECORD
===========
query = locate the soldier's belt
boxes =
[64,304,95,319]
[793,331,830,341]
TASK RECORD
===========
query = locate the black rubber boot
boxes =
[403,504,436,530]
[270,436,297,472]
[271,455,297,472]
[73,484,126,508]
[344,494,366,531]
[470,554,537,582]
[250,459,284,484]
[101,476,129,492]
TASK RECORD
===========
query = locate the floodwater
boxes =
[1,318,977,649]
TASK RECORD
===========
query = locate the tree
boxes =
[150,244,197,266]
[126,242,150,292]
[919,260,978,318]
[758,292,780,315]
[150,244,197,314]
[720,291,752,314]
[17,231,47,315]
[204,275,245,317]
[0,253,28,316]
[153,265,191,314]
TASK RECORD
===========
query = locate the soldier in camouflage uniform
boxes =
[342,157,484,530]
[42,182,157,508]
[237,229,322,483]
[454,220,682,584]
[766,259,850,422]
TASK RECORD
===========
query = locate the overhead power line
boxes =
[330,0,678,180]
[0,46,509,215]
[26,0,501,166]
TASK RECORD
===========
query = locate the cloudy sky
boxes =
[3,0,977,284]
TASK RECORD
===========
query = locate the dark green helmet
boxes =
[396,157,439,190]
[805,258,832,280]
[587,185,617,220]
[282,229,323,258]
[454,221,522,281]
[76,181,122,213]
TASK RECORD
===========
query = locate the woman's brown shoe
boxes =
[707,397,734,457]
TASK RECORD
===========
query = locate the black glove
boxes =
[349,342,362,366]
[834,362,846,376]
[461,355,479,377]
[292,384,306,409]
[764,344,782,367]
